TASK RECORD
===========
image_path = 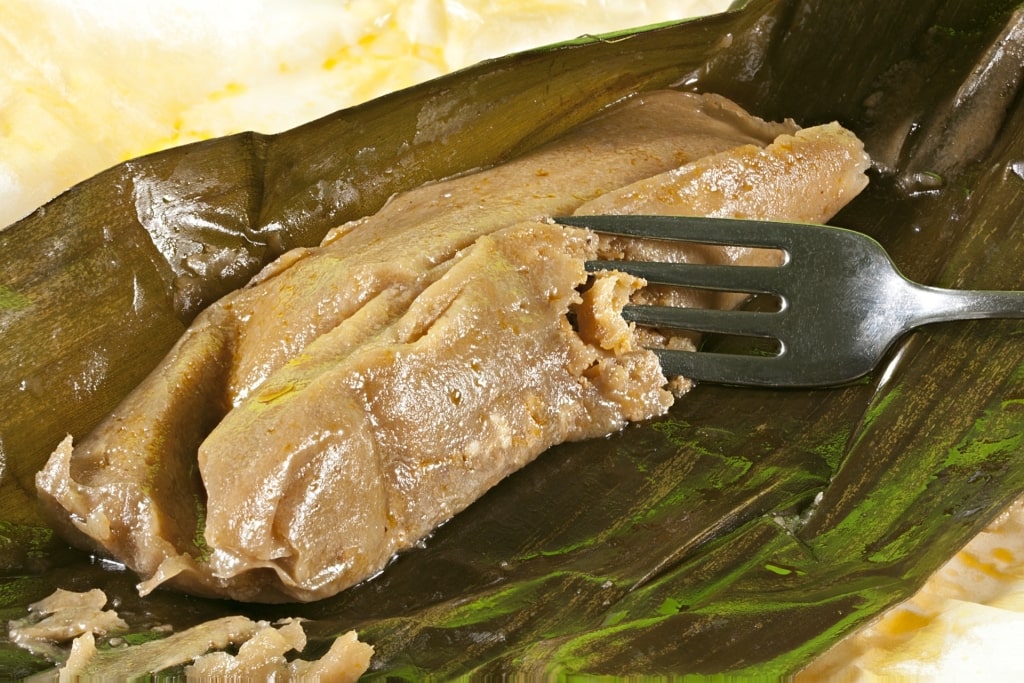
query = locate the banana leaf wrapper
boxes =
[3,0,1024,677]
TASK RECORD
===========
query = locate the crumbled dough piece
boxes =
[186,621,373,683]
[9,589,371,682]
[7,588,126,662]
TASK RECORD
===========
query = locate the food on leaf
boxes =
[36,90,870,603]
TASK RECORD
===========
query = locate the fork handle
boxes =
[910,283,1024,327]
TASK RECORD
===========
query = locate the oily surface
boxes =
[36,90,868,603]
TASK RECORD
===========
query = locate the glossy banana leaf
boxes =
[2,0,1024,678]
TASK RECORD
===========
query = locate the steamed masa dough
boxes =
[36,91,870,602]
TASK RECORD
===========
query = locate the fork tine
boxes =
[588,260,784,295]
[623,305,779,338]
[556,214,802,249]
[653,348,785,387]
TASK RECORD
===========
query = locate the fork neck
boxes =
[909,282,1024,327]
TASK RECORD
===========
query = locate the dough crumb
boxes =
[7,588,372,682]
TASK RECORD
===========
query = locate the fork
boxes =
[556,214,1024,388]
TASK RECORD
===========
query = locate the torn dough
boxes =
[8,589,372,682]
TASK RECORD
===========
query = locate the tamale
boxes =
[35,92,870,603]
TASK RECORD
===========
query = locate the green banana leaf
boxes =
[3,0,1024,677]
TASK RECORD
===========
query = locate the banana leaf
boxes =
[3,0,1024,677]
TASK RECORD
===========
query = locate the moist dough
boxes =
[36,91,870,602]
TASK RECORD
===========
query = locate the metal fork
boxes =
[557,215,1024,388]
